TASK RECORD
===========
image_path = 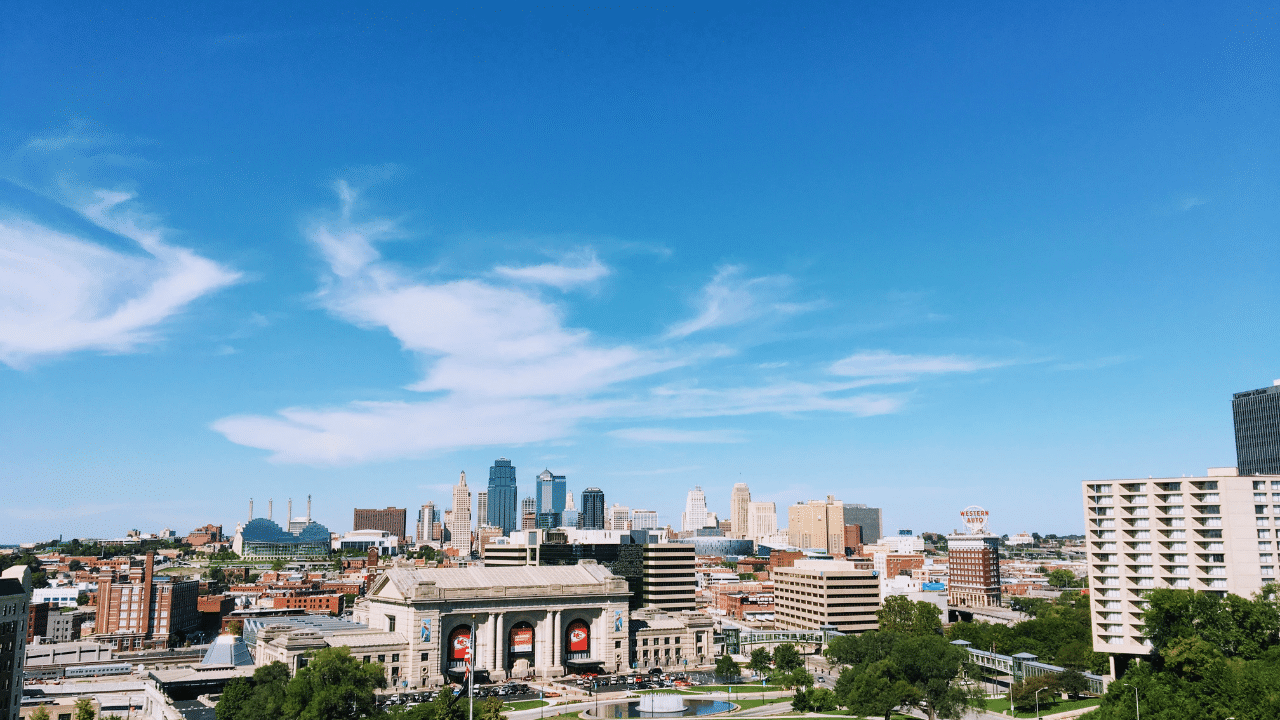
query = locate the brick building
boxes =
[353,507,407,541]
[271,594,342,614]
[93,551,199,650]
[946,533,1001,607]
[185,524,224,546]
[26,602,49,644]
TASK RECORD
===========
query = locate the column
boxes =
[494,613,506,680]
[552,610,562,675]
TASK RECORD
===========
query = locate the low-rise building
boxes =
[772,560,880,635]
[629,608,714,670]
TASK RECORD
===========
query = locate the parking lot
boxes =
[376,682,541,710]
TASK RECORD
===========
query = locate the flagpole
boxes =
[470,615,476,720]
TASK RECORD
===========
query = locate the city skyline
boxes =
[2,3,1277,543]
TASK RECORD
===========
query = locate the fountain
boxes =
[638,693,688,715]
[594,692,735,718]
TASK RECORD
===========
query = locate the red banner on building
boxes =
[450,626,472,662]
[510,626,534,653]
[567,620,589,653]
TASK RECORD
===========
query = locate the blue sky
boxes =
[1,2,1277,543]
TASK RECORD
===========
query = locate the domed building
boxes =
[232,500,333,559]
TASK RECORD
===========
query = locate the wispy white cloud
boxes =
[829,350,1007,384]
[608,427,744,444]
[1180,197,1207,211]
[1052,355,1137,372]
[0,193,240,368]
[667,265,817,339]
[493,250,610,289]
[213,187,974,465]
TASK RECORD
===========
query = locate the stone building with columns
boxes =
[345,561,631,688]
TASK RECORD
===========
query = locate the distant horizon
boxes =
[3,2,1276,544]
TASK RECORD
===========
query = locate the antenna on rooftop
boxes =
[249,498,253,520]
[289,498,293,521]
[308,494,312,521]
[269,498,273,521]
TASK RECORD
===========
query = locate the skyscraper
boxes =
[476,492,488,530]
[580,488,606,529]
[487,458,519,533]
[682,487,709,531]
[521,496,536,516]
[449,472,472,553]
[416,502,439,543]
[610,504,632,530]
[353,507,407,540]
[747,501,777,540]
[561,490,579,529]
[843,504,884,544]
[535,470,567,515]
[631,509,660,530]
[1234,382,1280,475]
[730,483,751,538]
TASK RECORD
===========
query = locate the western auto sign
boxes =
[568,620,590,653]
[450,627,472,662]
[510,626,534,653]
[960,505,989,534]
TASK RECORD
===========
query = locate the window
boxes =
[642,639,648,646]
[364,656,371,663]
[392,654,399,663]
[664,637,670,645]
[387,615,396,632]
[379,655,386,663]
[1262,530,1273,539]
[615,641,621,649]
[421,652,429,662]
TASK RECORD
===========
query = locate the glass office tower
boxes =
[580,488,606,529]
[487,458,519,533]
[1234,383,1280,476]
[535,470,567,515]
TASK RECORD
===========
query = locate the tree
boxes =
[282,646,386,720]
[68,559,84,572]
[1046,569,1080,588]
[831,632,976,720]
[227,620,243,637]
[1058,668,1089,699]
[77,592,90,606]
[29,707,51,720]
[772,643,802,672]
[748,647,773,674]
[75,698,96,720]
[1010,674,1059,712]
[271,559,287,572]
[876,595,942,637]
[216,662,289,720]
[477,697,505,720]
[836,661,921,720]
[1142,587,1280,660]
[715,654,741,681]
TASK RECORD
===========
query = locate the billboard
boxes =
[567,620,589,653]
[510,625,534,654]
[450,626,472,662]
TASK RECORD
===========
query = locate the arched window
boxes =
[509,622,535,658]
[566,619,590,661]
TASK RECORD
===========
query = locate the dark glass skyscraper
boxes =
[487,458,519,534]
[580,487,606,529]
[1234,383,1280,475]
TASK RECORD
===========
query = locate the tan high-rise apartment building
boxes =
[730,483,751,538]
[773,559,880,634]
[449,472,472,553]
[788,496,848,553]
[1082,468,1276,662]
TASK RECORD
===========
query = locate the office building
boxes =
[682,487,709,531]
[844,504,884,544]
[449,472,472,553]
[631,509,660,531]
[580,488,606,530]
[484,532,695,612]
[730,483,751,538]
[609,504,631,531]
[477,492,489,530]
[773,560,880,635]
[747,501,777,541]
[521,496,537,517]
[1082,468,1277,662]
[629,607,715,670]
[333,529,399,556]
[536,470,567,516]
[354,507,407,541]
[947,506,1001,608]
[417,503,439,544]
[93,552,199,651]
[1234,382,1280,476]
[2,565,31,720]
[487,458,519,533]
[521,512,537,530]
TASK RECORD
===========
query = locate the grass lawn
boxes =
[504,700,550,711]
[980,696,1101,717]
[730,698,791,711]
[689,685,774,694]
[636,689,700,695]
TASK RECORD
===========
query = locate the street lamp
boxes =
[1034,687,1044,719]
[1123,683,1140,720]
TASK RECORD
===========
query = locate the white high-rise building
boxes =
[632,509,660,530]
[562,489,579,529]
[730,483,751,538]
[476,491,488,529]
[682,486,709,531]
[747,501,777,541]
[449,472,472,553]
[1082,468,1276,667]
[609,504,632,531]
